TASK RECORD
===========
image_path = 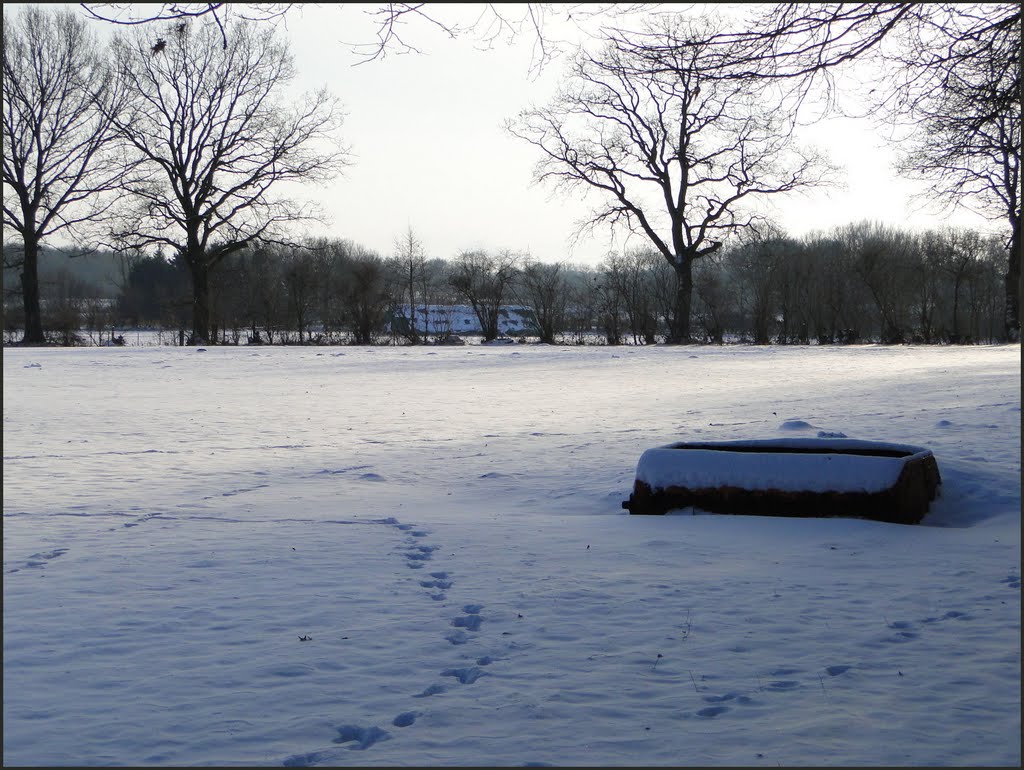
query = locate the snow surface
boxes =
[2,343,1021,767]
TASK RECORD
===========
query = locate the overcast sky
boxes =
[58,4,1001,264]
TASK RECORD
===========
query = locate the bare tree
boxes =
[105,19,348,344]
[282,246,320,344]
[562,264,601,345]
[2,6,130,344]
[80,3,292,49]
[729,232,786,345]
[839,220,917,344]
[509,14,836,342]
[892,11,1020,341]
[706,3,1020,340]
[241,244,286,344]
[79,3,657,73]
[692,255,727,343]
[624,248,661,344]
[340,248,391,345]
[515,257,568,344]
[943,229,986,344]
[419,258,456,341]
[390,226,428,343]
[797,231,865,344]
[449,249,519,342]
[600,250,660,344]
[593,257,625,345]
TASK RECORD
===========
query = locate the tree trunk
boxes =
[1006,216,1020,343]
[478,303,499,341]
[752,297,771,344]
[20,231,45,344]
[407,284,419,344]
[668,257,693,344]
[189,260,211,345]
[952,273,963,343]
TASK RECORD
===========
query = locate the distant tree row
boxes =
[3,220,1007,346]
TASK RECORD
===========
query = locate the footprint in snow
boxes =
[764,680,800,691]
[703,692,752,704]
[921,610,971,624]
[23,548,69,568]
[332,724,390,750]
[696,706,730,718]
[420,578,452,590]
[450,604,485,633]
[392,711,417,727]
[404,544,439,570]
[451,614,483,631]
[442,666,486,684]
[413,684,446,698]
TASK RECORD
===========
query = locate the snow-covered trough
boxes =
[622,438,941,524]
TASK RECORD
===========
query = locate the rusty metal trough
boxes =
[622,438,941,525]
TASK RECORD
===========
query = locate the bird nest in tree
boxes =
[622,438,941,525]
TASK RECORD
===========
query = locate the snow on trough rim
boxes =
[2,343,1020,767]
[631,437,933,494]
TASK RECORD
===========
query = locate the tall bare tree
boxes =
[515,257,568,344]
[892,10,1020,342]
[340,248,391,345]
[2,6,129,344]
[839,220,918,344]
[282,246,320,344]
[449,249,519,342]
[510,14,836,342]
[107,19,348,344]
[702,3,1020,340]
[390,226,428,343]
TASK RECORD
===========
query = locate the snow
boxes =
[3,343,1020,767]
[633,438,932,494]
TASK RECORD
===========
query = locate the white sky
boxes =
[273,3,996,264]
[28,3,1000,264]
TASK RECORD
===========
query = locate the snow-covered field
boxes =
[3,343,1020,767]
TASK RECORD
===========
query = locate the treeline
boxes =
[1,220,1008,346]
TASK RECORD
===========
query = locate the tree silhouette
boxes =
[510,14,836,342]
[3,6,131,344]
[106,20,348,344]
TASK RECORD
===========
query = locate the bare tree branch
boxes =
[105,18,349,343]
[79,3,292,48]
[3,6,135,343]
[509,12,838,341]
